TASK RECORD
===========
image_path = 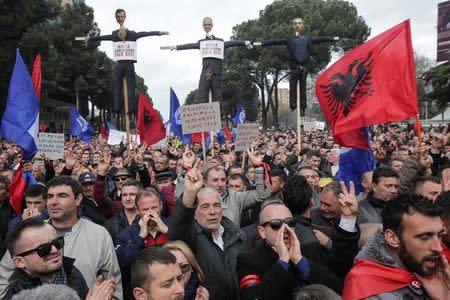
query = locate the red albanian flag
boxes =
[317,20,418,149]
[136,92,166,145]
[31,54,42,101]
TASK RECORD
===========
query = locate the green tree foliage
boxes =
[423,61,450,114]
[226,0,370,129]
[0,2,150,124]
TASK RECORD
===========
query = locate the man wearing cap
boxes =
[78,172,107,225]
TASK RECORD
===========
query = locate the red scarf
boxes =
[144,233,167,247]
[443,243,450,262]
[343,259,418,300]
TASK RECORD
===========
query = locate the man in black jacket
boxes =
[86,9,168,113]
[238,180,362,299]
[168,160,249,300]
[166,17,252,104]
[3,219,88,299]
[257,18,339,112]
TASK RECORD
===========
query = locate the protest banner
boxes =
[303,122,316,132]
[234,123,260,151]
[108,129,127,145]
[37,133,64,160]
[181,102,221,134]
[315,121,326,130]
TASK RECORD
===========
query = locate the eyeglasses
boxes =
[114,176,129,182]
[260,217,297,230]
[179,263,192,274]
[16,236,64,258]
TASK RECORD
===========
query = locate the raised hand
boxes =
[313,229,331,248]
[139,210,153,238]
[194,286,209,300]
[247,146,262,165]
[271,223,290,263]
[97,153,111,176]
[184,159,204,195]
[182,147,196,168]
[148,210,168,234]
[86,275,116,300]
[416,255,450,300]
[339,181,358,218]
[286,225,302,264]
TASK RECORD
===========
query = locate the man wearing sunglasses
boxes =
[237,199,342,300]
[3,219,88,299]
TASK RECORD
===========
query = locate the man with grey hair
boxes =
[175,148,271,226]
[168,159,249,300]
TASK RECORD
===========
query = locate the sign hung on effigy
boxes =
[113,41,137,61]
[199,40,224,59]
[37,133,65,160]
[181,102,221,134]
[234,123,260,151]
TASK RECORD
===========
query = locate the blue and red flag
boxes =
[337,127,375,195]
[8,167,37,215]
[0,49,39,160]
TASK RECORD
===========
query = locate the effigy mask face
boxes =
[115,11,126,26]
[203,17,213,34]
[292,18,305,34]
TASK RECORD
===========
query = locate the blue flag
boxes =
[217,130,226,145]
[337,127,375,195]
[70,107,94,143]
[170,87,190,144]
[0,49,39,160]
[105,120,116,131]
[232,104,246,125]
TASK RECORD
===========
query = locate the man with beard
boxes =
[435,191,450,261]
[3,219,88,299]
[343,194,449,299]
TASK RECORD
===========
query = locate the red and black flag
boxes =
[316,20,418,150]
[136,92,166,145]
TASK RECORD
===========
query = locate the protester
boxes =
[163,240,209,300]
[3,219,88,299]
[168,160,249,300]
[343,194,448,299]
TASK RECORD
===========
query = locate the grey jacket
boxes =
[175,166,271,226]
[349,229,430,299]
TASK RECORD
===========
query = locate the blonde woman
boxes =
[163,241,209,300]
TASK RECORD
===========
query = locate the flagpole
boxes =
[123,77,131,139]
[209,90,214,157]
[201,132,207,163]
[297,80,302,160]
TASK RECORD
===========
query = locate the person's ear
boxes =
[75,193,83,207]
[257,225,266,240]
[133,287,147,300]
[384,229,400,249]
[12,256,25,269]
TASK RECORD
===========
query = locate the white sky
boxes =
[85,0,442,121]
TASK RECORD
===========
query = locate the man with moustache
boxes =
[3,219,88,299]
[343,194,449,299]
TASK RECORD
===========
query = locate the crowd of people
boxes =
[0,122,449,300]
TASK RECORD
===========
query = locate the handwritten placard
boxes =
[199,40,224,59]
[113,41,137,61]
[315,121,326,130]
[37,133,64,160]
[181,102,221,134]
[234,123,259,151]
[107,129,127,145]
[303,122,316,132]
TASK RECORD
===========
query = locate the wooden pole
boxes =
[241,150,246,169]
[122,77,131,139]
[209,90,214,157]
[201,132,207,163]
[76,89,79,111]
[297,80,302,160]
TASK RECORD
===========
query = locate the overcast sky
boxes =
[85,0,442,121]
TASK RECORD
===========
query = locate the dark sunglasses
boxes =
[17,236,64,258]
[261,217,296,230]
[179,263,192,274]
[114,176,129,182]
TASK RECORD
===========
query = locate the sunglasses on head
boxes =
[261,217,296,230]
[179,262,192,274]
[17,236,64,258]
[114,176,129,182]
